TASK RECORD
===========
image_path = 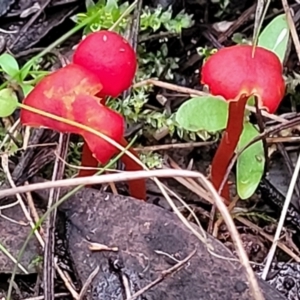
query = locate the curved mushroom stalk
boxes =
[201,45,285,200]
[211,95,248,199]
[78,137,147,200]
[78,142,99,178]
[119,137,147,201]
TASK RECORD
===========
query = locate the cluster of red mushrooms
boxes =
[20,30,146,200]
[20,29,286,202]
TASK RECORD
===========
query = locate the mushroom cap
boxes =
[201,45,285,113]
[20,63,124,164]
[20,64,102,132]
[73,30,137,98]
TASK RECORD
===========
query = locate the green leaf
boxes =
[258,13,289,62]
[0,88,19,117]
[0,53,20,79]
[236,122,265,199]
[175,96,228,132]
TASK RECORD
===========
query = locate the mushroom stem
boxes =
[78,142,99,178]
[78,137,146,200]
[119,137,147,201]
[211,94,249,200]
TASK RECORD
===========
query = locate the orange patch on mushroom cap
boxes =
[20,64,102,132]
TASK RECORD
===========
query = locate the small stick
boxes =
[78,266,100,300]
[25,183,44,236]
[133,140,215,152]
[281,0,300,62]
[19,293,69,300]
[133,78,289,124]
[126,249,197,300]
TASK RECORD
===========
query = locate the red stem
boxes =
[78,141,99,178]
[78,137,146,200]
[78,96,146,199]
[211,95,248,200]
[119,137,147,201]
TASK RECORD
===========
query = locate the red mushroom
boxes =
[201,45,285,199]
[73,30,137,98]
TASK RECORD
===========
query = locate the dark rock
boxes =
[50,187,285,300]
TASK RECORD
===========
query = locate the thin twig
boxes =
[126,249,197,300]
[133,140,215,152]
[44,133,70,300]
[281,0,300,61]
[167,158,213,204]
[0,170,206,198]
[21,293,69,300]
[133,78,289,123]
[200,175,265,299]
[1,154,45,247]
[78,266,100,300]
[25,182,44,236]
[238,216,300,263]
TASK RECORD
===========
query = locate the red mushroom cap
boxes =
[20,63,124,165]
[20,63,102,133]
[201,45,285,113]
[73,30,137,98]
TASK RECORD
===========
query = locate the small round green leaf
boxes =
[236,122,265,199]
[0,53,20,79]
[258,13,289,63]
[0,88,19,117]
[176,96,228,132]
